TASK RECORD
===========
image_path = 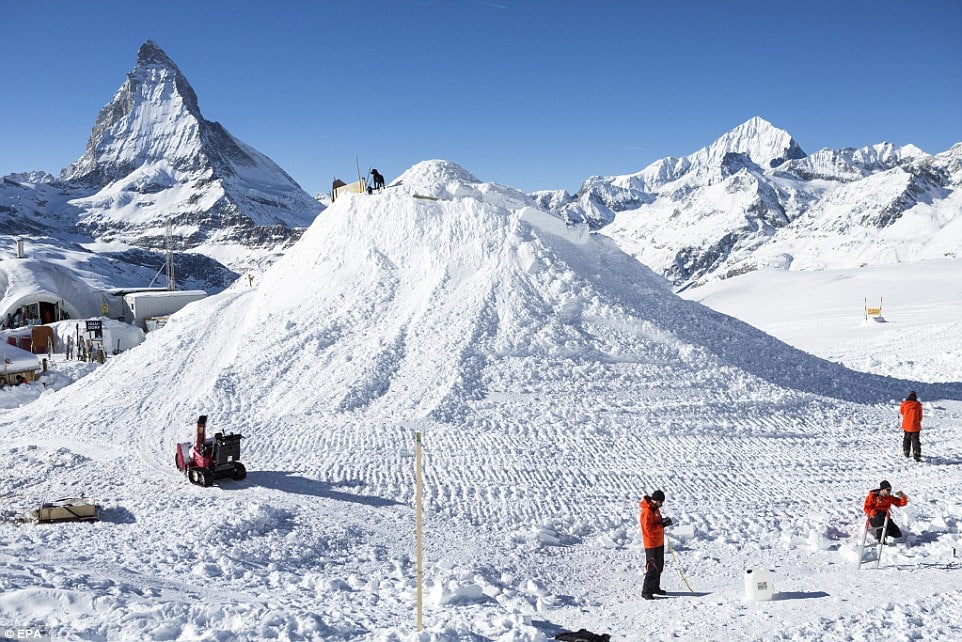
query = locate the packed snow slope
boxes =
[2,161,961,640]
[681,259,962,384]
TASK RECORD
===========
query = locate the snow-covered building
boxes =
[0,340,42,383]
[0,257,103,327]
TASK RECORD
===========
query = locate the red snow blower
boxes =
[175,415,246,486]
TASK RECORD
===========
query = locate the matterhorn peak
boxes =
[51,40,321,269]
[136,39,179,69]
[60,39,209,185]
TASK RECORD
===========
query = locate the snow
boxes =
[546,118,961,289]
[0,353,97,410]
[681,259,962,383]
[0,342,42,375]
[1,160,961,641]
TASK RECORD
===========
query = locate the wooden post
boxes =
[415,430,423,631]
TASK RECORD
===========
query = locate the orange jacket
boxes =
[640,496,664,548]
[900,399,922,432]
[863,489,908,518]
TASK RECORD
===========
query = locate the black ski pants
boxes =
[902,431,921,460]
[643,545,665,595]
[869,512,902,541]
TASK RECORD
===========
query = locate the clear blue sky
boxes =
[2,1,960,196]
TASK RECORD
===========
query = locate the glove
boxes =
[661,517,673,527]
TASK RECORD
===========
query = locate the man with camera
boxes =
[640,489,673,600]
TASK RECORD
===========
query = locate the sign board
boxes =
[85,320,103,338]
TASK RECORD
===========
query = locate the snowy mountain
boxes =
[538,117,962,287]
[59,41,321,262]
[0,175,238,292]
[2,159,961,639]
[0,40,323,290]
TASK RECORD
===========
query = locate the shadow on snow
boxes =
[773,590,831,601]
[237,470,404,508]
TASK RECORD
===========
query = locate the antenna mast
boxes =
[166,220,175,291]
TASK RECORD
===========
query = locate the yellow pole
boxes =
[415,431,423,631]
[666,535,694,593]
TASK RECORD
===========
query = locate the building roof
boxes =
[0,339,42,373]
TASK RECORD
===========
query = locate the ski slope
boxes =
[1,161,960,641]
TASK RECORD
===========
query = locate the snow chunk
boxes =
[427,576,487,606]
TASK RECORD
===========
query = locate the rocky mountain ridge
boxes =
[536,117,961,287]
[5,43,959,295]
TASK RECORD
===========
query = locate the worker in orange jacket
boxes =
[864,480,908,542]
[900,391,923,462]
[639,489,672,600]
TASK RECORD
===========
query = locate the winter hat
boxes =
[651,490,666,502]
[879,480,892,490]
[907,391,918,401]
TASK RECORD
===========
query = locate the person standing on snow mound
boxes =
[639,489,673,600]
[864,480,907,542]
[900,390,923,462]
